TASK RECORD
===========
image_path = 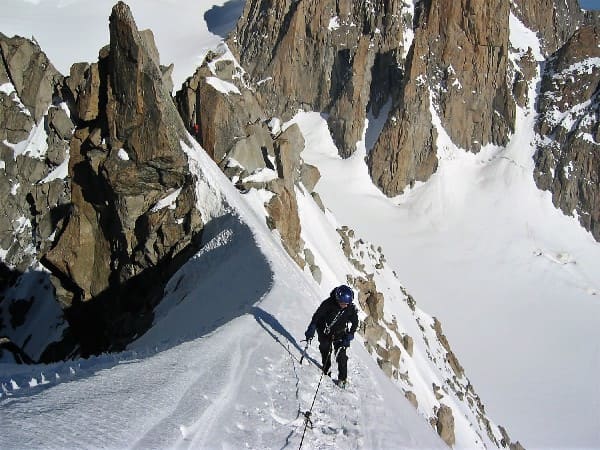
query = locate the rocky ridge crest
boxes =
[175,46,321,267]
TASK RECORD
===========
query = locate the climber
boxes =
[304,285,359,388]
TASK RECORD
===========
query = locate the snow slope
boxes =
[0,128,445,449]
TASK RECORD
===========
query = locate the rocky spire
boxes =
[42,2,203,354]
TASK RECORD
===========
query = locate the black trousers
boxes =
[318,335,348,381]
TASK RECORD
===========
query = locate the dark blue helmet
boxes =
[334,285,354,304]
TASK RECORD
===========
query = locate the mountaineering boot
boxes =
[337,379,347,389]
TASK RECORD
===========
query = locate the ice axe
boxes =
[299,338,311,365]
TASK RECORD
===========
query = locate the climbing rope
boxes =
[298,341,334,450]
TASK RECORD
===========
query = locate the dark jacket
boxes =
[310,296,359,341]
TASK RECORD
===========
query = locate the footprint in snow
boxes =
[179,424,189,440]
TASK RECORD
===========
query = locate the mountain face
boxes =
[230,0,600,241]
[512,0,590,54]
[534,25,600,240]
[369,0,515,195]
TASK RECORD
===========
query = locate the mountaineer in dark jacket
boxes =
[304,285,359,388]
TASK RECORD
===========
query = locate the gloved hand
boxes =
[305,323,316,341]
[340,333,354,348]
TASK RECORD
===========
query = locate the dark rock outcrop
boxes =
[0,336,35,364]
[534,25,600,240]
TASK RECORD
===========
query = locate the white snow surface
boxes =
[150,187,182,213]
[1,1,600,449]
[117,148,130,161]
[3,118,48,160]
[206,76,241,95]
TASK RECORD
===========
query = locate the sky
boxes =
[2,0,600,449]
[579,0,600,9]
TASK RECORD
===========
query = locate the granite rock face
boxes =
[0,34,72,362]
[175,50,266,163]
[368,0,515,196]
[534,25,600,240]
[0,33,68,273]
[511,0,598,55]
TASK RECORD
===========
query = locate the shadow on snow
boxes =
[204,0,246,38]
[0,212,275,401]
